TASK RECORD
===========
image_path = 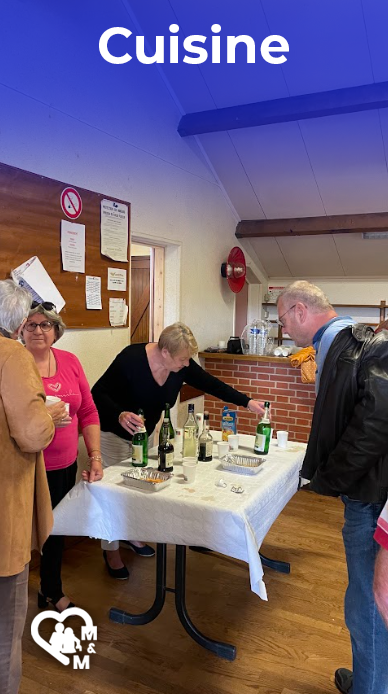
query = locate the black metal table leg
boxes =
[259,552,290,574]
[190,545,291,575]
[174,545,237,661]
[109,543,167,625]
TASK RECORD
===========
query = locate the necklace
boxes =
[47,350,51,378]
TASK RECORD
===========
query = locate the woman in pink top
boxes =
[22,301,102,612]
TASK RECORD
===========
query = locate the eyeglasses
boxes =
[24,320,55,333]
[277,304,296,328]
[31,301,56,311]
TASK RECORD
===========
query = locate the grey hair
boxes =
[26,305,66,341]
[277,281,333,313]
[158,322,198,357]
[0,280,32,336]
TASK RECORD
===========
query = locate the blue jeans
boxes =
[341,496,388,694]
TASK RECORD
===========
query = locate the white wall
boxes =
[266,277,388,326]
[0,0,242,384]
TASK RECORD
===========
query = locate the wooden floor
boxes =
[21,490,350,694]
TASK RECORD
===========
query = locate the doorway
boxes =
[130,243,164,343]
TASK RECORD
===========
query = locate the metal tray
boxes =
[121,467,173,491]
[220,454,265,475]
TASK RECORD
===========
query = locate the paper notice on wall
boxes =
[101,199,128,261]
[267,286,286,303]
[11,256,65,312]
[60,220,85,273]
[109,298,128,326]
[107,267,127,291]
[86,276,102,310]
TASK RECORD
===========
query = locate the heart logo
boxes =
[31,607,94,665]
[48,382,61,392]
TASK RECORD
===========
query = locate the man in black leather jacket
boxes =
[277,281,388,694]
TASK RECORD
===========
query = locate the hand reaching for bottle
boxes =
[247,400,265,417]
[118,410,144,435]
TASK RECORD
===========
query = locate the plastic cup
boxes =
[277,431,289,449]
[45,396,60,406]
[182,458,197,483]
[217,441,229,459]
[228,434,239,451]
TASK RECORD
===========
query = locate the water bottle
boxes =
[249,325,259,354]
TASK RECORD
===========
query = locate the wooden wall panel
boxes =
[0,162,130,328]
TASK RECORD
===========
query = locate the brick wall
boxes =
[200,354,315,443]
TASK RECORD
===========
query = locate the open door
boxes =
[131,255,150,343]
[130,244,164,343]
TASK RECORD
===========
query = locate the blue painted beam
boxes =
[177,81,388,137]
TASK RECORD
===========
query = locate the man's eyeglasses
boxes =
[31,301,56,311]
[24,321,54,333]
[277,304,296,328]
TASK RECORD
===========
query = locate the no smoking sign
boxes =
[61,187,82,220]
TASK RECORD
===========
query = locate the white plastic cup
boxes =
[277,431,289,449]
[182,458,197,483]
[217,441,229,459]
[228,434,239,451]
[45,396,69,414]
[218,340,226,348]
[45,396,61,406]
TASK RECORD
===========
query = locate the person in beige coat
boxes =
[0,280,54,694]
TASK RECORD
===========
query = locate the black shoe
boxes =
[120,541,155,557]
[335,668,353,694]
[103,550,130,579]
[38,592,75,612]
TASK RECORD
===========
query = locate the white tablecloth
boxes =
[53,434,305,600]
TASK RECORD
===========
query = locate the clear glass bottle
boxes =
[182,403,198,458]
[254,401,271,455]
[198,411,213,461]
[132,408,148,467]
[159,403,175,447]
[158,417,174,472]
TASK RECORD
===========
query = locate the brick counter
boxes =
[198,352,315,443]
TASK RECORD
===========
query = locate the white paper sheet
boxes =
[11,256,65,312]
[60,220,85,273]
[107,267,127,291]
[101,199,128,261]
[86,276,102,310]
[109,297,127,326]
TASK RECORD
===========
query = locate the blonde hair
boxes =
[158,322,198,357]
[277,281,333,313]
[27,305,66,341]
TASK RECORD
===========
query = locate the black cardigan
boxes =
[91,343,250,440]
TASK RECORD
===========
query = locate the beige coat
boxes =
[0,335,54,576]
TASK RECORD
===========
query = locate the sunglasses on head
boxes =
[31,301,56,312]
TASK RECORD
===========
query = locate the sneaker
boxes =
[334,668,353,694]
[120,541,155,558]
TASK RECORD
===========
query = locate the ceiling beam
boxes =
[178,81,388,137]
[236,212,388,238]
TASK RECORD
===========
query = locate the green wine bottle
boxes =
[132,409,148,467]
[159,403,175,446]
[254,401,271,455]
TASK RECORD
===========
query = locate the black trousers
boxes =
[40,461,77,603]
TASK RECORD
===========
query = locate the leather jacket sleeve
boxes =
[311,346,388,496]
